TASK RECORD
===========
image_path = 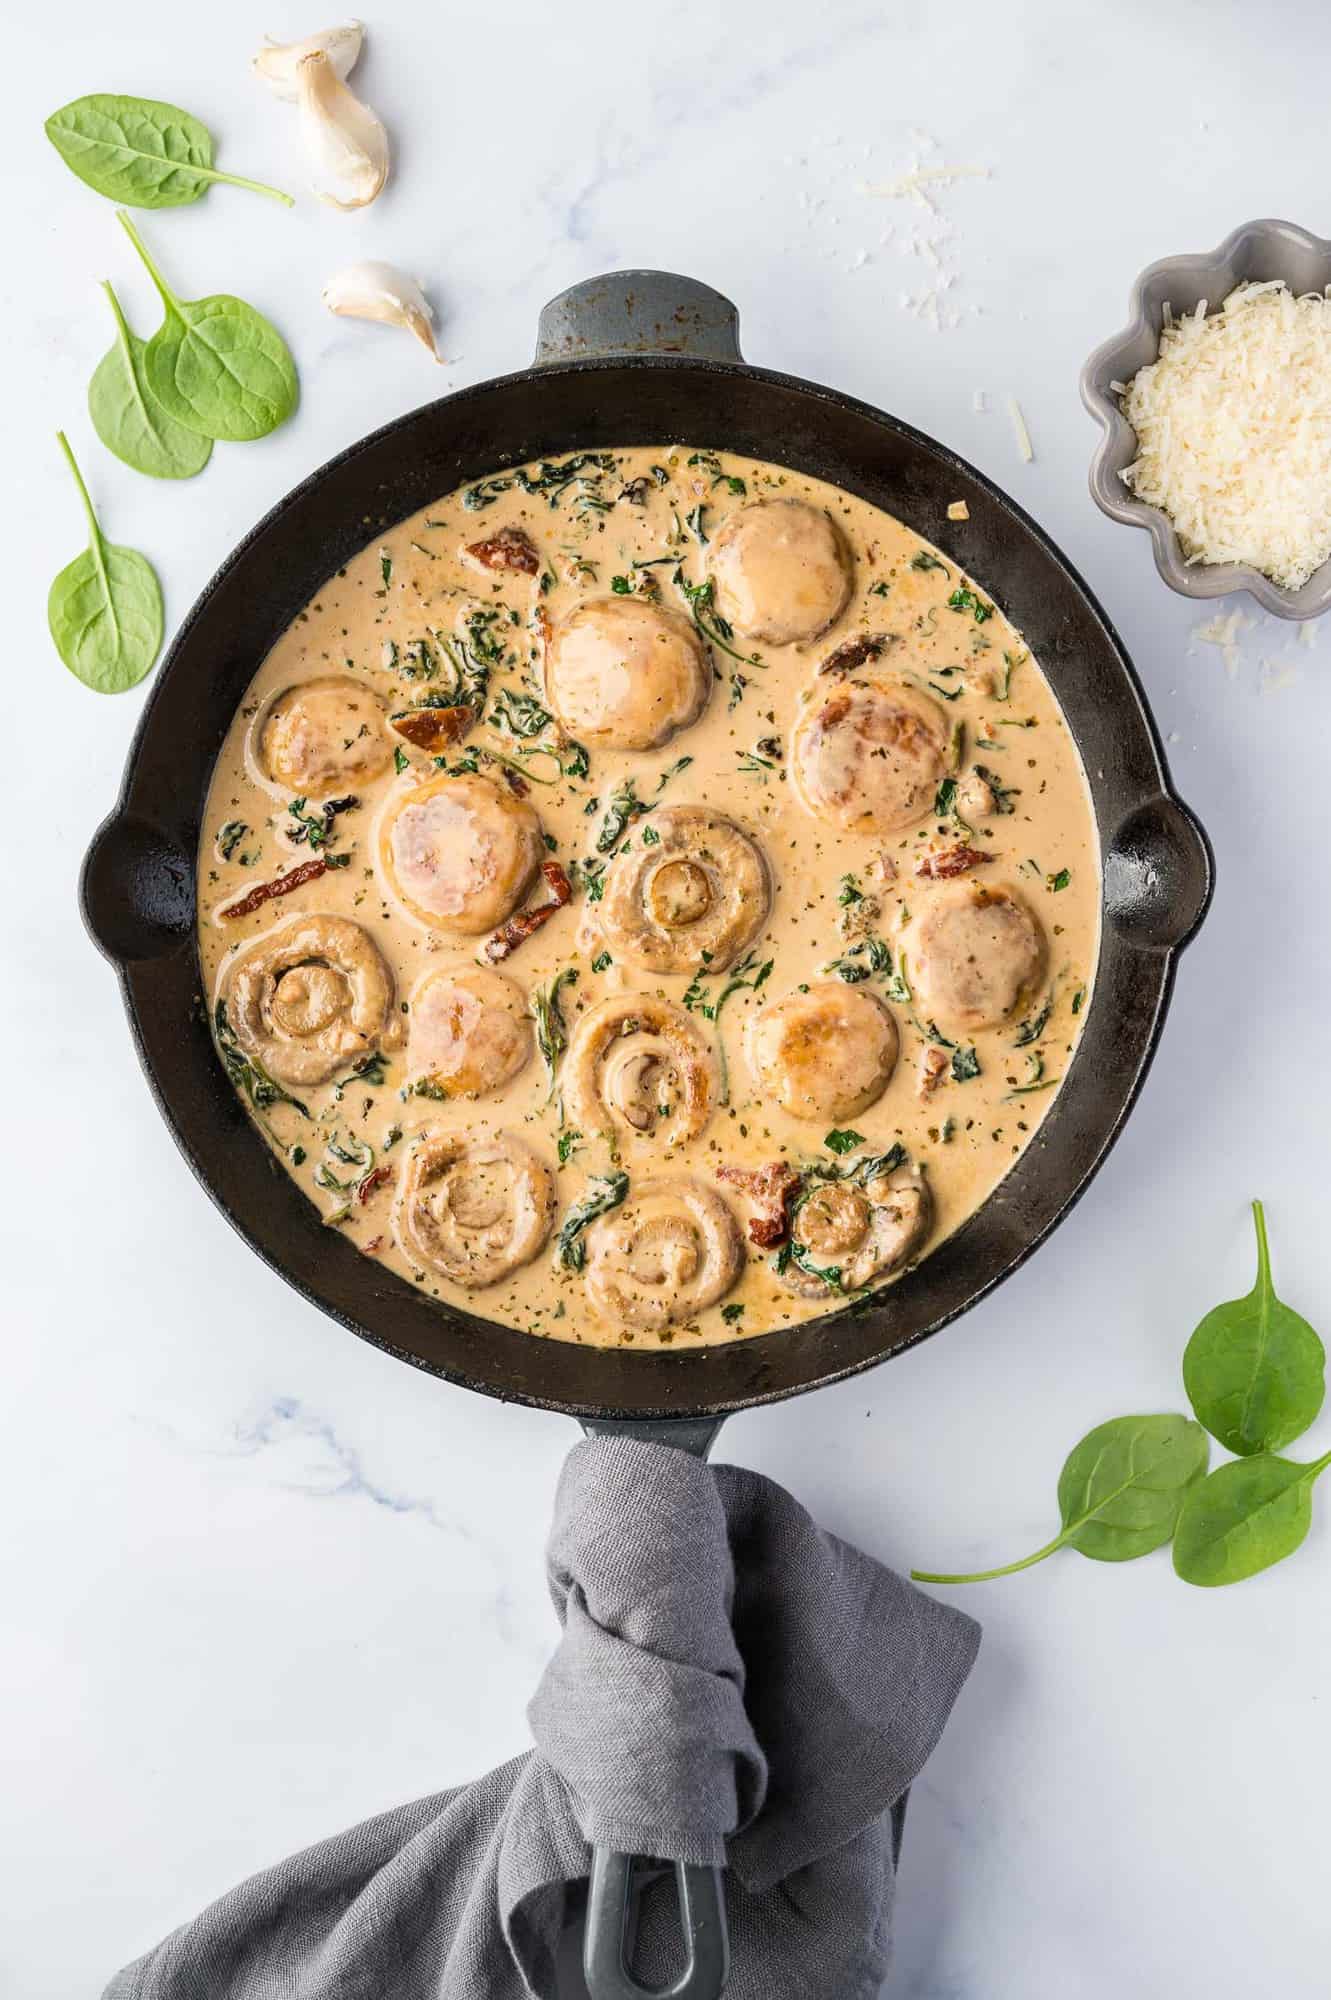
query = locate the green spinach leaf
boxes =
[119,212,299,443]
[556,1171,630,1271]
[912,1414,1208,1583]
[1182,1200,1325,1456]
[1172,1448,1331,1587]
[89,281,212,480]
[47,430,163,693]
[46,94,291,208]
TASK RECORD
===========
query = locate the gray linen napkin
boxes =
[107,1435,979,2000]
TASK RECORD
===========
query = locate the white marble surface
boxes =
[6,1,1331,1993]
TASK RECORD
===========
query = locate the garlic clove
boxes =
[322,261,442,361]
[253,22,364,101]
[296,49,388,210]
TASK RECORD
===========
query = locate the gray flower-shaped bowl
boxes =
[1081,217,1331,619]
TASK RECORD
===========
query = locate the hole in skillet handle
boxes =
[1105,794,1214,952]
[81,809,195,966]
[578,1416,729,2000]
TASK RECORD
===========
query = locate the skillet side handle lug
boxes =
[1105,793,1214,952]
[534,271,743,366]
[585,1853,729,2000]
[81,809,195,967]
[579,1411,729,1999]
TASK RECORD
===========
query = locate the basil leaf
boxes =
[45,94,291,209]
[88,281,212,480]
[47,430,163,694]
[1183,1200,1325,1456]
[119,213,299,443]
[1173,1449,1331,1588]
[912,1414,1208,1583]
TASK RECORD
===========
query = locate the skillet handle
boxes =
[1105,792,1213,952]
[578,1415,730,2000]
[534,272,744,366]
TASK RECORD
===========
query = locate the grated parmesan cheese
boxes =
[1121,282,1331,589]
[947,500,969,520]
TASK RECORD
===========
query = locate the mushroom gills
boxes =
[583,1176,743,1330]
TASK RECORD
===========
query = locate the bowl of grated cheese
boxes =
[1082,217,1331,618]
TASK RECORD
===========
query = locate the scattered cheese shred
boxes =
[947,500,969,520]
[1007,395,1034,463]
[1191,609,1249,678]
[858,163,989,213]
[1121,282,1331,589]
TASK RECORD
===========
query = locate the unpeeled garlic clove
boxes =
[253,22,364,100]
[296,49,388,209]
[322,261,442,361]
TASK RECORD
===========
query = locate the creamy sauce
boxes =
[197,447,1100,1349]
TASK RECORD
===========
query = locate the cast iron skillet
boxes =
[81,273,1212,2000]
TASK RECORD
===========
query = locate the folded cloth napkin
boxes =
[107,1436,979,2000]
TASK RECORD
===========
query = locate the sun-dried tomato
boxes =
[480,862,572,963]
[390,705,476,753]
[915,844,994,879]
[219,857,329,921]
[717,1161,802,1247]
[465,525,540,575]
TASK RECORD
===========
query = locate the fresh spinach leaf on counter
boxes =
[45,93,292,208]
[1183,1201,1325,1457]
[48,430,163,693]
[556,1171,630,1271]
[912,1414,1209,1584]
[1173,1449,1331,1587]
[89,281,212,480]
[118,212,298,443]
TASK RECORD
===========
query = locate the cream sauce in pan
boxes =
[197,447,1100,1349]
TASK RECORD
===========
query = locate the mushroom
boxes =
[563,995,716,1153]
[597,806,771,975]
[910,883,1047,1035]
[394,1131,555,1287]
[406,965,533,1099]
[749,981,899,1121]
[708,498,853,645]
[583,1176,744,1330]
[544,597,711,750]
[254,676,394,798]
[790,676,949,834]
[378,771,544,935]
[783,1166,932,1298]
[219,913,399,1087]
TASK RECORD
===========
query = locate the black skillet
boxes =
[81,272,1213,1999]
